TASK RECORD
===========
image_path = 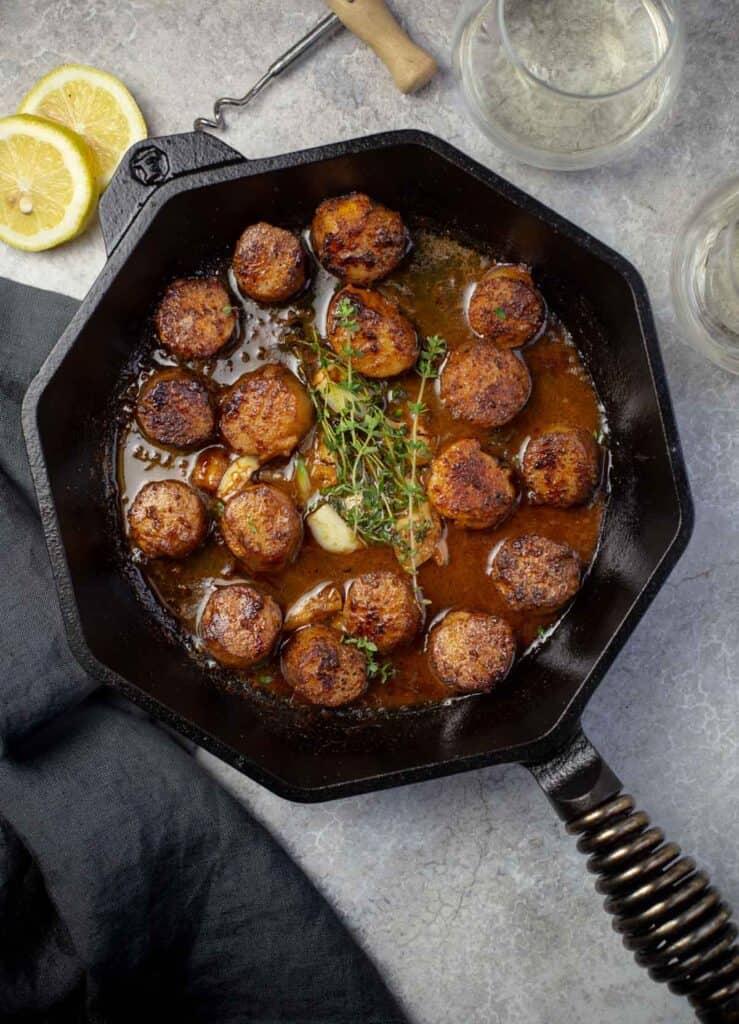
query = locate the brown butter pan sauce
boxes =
[116,225,608,710]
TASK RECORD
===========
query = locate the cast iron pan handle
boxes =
[99,132,247,257]
[528,730,739,1021]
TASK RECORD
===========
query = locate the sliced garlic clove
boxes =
[284,583,344,631]
[216,454,259,502]
[307,503,363,554]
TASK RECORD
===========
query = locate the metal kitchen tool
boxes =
[194,0,437,133]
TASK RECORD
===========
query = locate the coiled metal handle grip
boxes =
[569,794,739,1021]
[530,731,739,1021]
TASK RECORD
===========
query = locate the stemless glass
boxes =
[672,177,739,374]
[452,0,685,170]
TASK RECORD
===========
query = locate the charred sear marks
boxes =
[440,341,532,428]
[233,222,307,303]
[281,625,368,707]
[490,535,581,612]
[135,369,214,448]
[522,429,600,508]
[155,277,236,360]
[426,438,517,530]
[200,584,282,668]
[311,192,407,284]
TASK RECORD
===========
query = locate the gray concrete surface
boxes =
[1,2,737,1022]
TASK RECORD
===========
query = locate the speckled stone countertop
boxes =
[1,3,737,1022]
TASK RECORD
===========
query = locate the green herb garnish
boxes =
[256,673,273,685]
[292,327,445,594]
[495,306,508,320]
[213,500,225,516]
[404,334,446,584]
[334,296,360,335]
[342,635,395,685]
[222,304,236,314]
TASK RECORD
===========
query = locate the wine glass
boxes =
[452,0,685,170]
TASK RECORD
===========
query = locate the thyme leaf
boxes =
[342,634,395,685]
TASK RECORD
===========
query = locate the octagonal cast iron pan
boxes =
[22,130,739,1020]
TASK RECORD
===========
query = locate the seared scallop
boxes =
[220,484,302,574]
[343,571,422,653]
[128,480,207,559]
[468,265,545,348]
[200,584,282,668]
[490,535,581,612]
[135,369,214,449]
[426,439,517,530]
[219,363,313,463]
[440,341,531,428]
[281,625,368,707]
[155,278,236,361]
[327,285,418,378]
[311,192,407,285]
[428,610,516,693]
[233,222,307,303]
[522,428,600,508]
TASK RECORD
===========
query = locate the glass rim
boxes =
[728,217,739,300]
[496,0,682,102]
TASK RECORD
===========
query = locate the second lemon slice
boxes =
[0,114,97,251]
[18,64,147,191]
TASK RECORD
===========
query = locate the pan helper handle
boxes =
[529,730,739,1022]
[325,0,437,93]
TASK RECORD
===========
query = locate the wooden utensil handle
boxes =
[325,0,437,93]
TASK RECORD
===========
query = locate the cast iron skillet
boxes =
[22,130,739,1021]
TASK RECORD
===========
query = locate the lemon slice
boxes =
[0,114,97,252]
[18,64,147,191]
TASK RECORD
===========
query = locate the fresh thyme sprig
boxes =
[296,326,411,546]
[334,295,360,335]
[404,334,447,578]
[342,635,395,685]
[292,326,446,588]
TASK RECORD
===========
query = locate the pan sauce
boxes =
[117,227,607,709]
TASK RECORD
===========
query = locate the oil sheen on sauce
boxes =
[116,228,607,710]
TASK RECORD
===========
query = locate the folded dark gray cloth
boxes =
[0,277,406,1024]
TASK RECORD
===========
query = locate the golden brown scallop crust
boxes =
[343,571,422,653]
[135,369,214,449]
[440,341,531,428]
[155,278,236,361]
[200,584,282,669]
[219,363,313,463]
[311,192,407,284]
[128,480,207,559]
[281,625,368,707]
[428,610,516,693]
[490,534,581,612]
[426,438,517,530]
[233,222,307,303]
[468,265,546,348]
[220,484,302,574]
[522,428,600,508]
[327,285,419,378]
